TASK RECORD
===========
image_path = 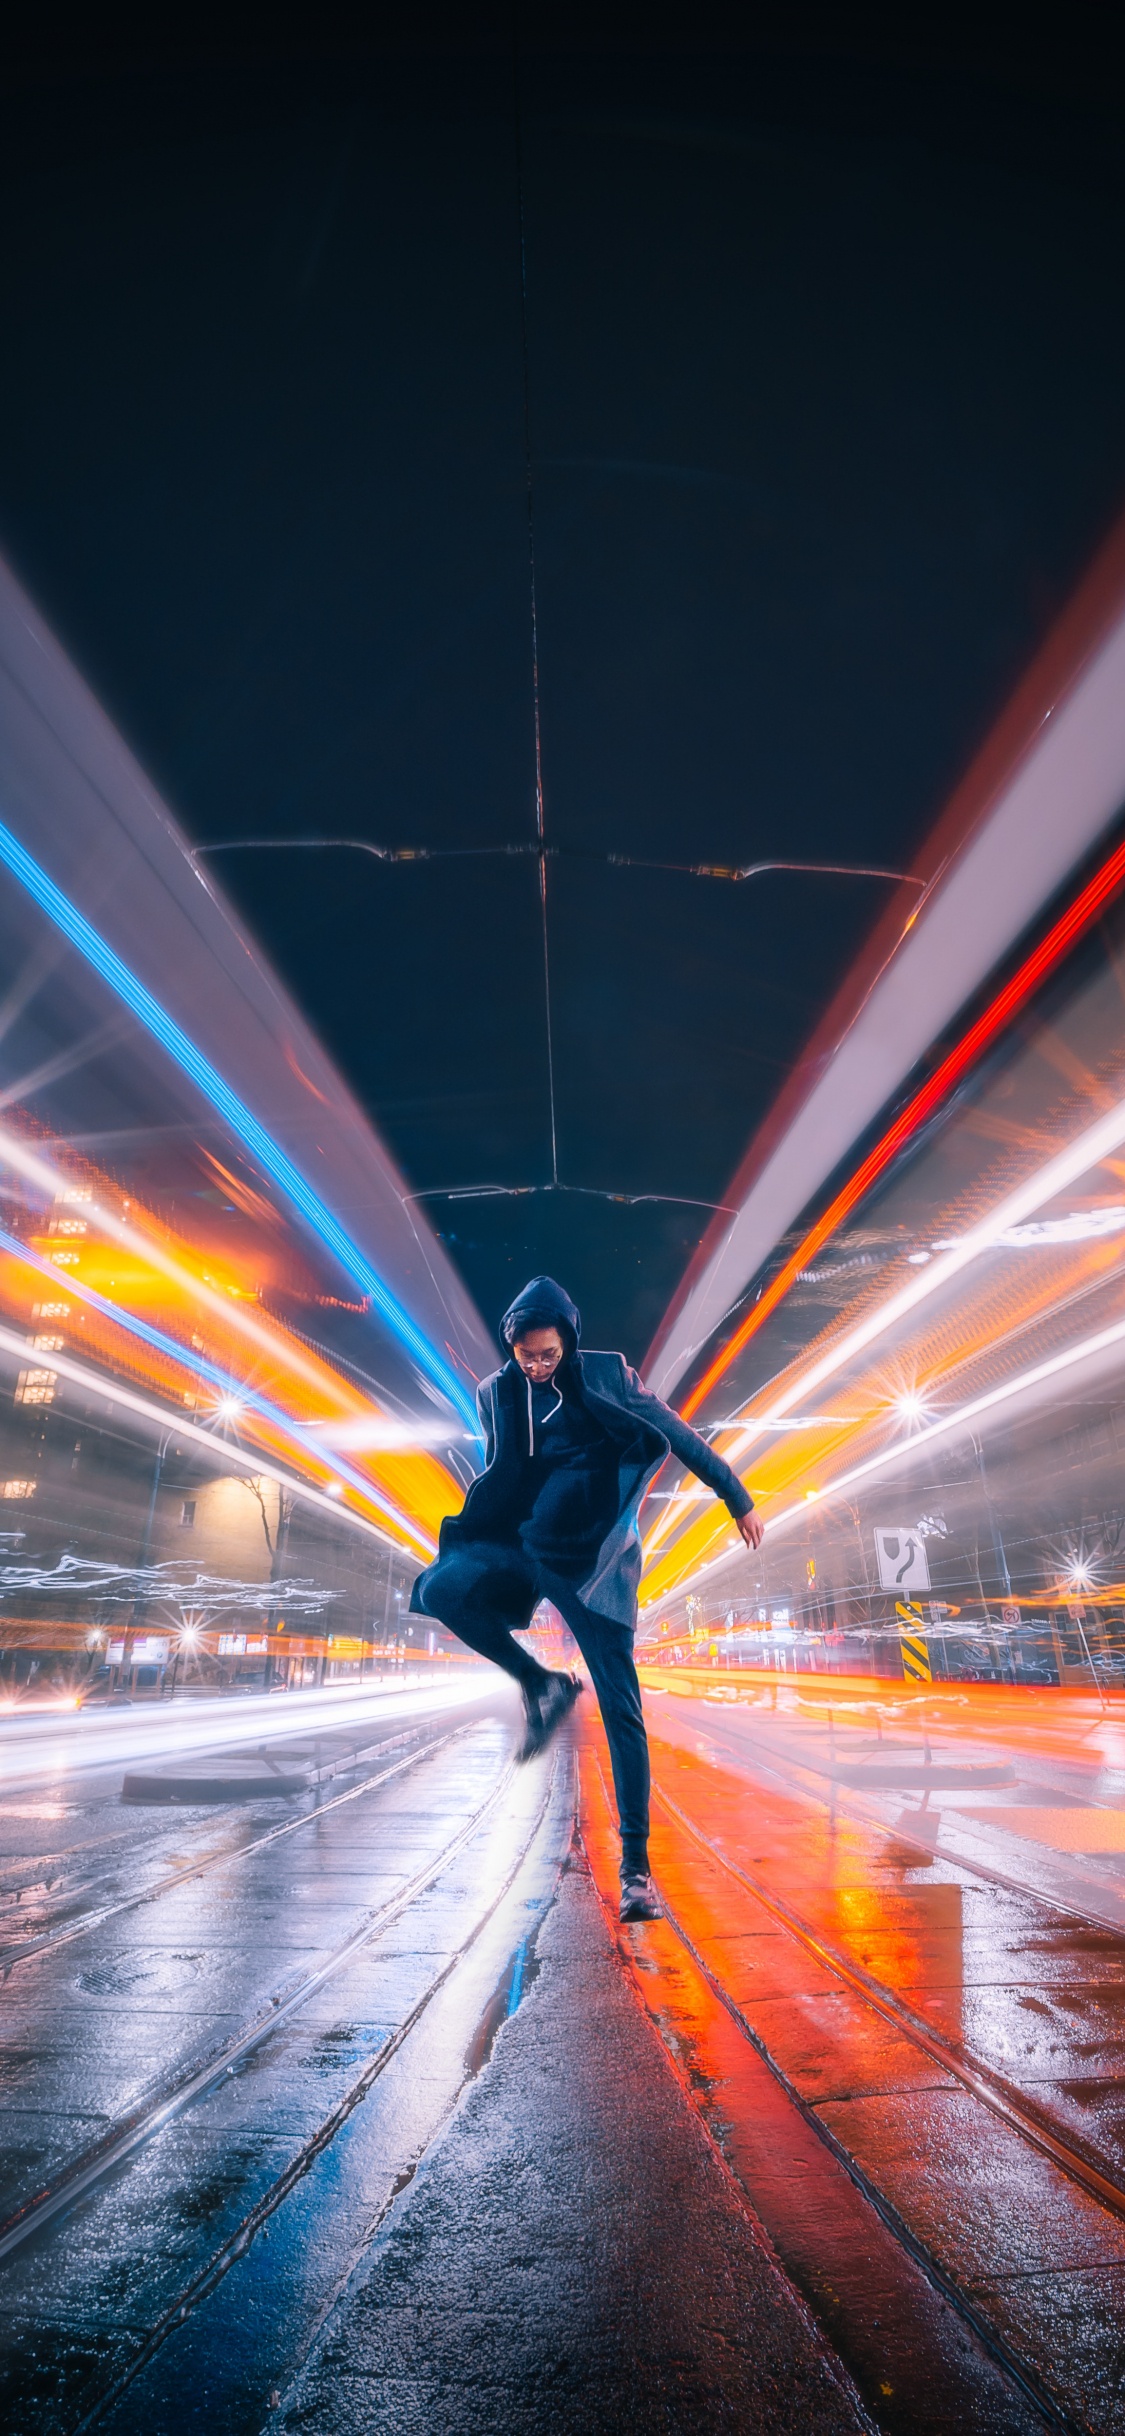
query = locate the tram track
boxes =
[63,1750,567,2435]
[666,1699,1125,1931]
[652,1706,1125,2201]
[650,1774,1125,2226]
[648,1865,1079,2433]
[582,1747,1080,2435]
[0,1713,473,1971]
[0,1728,522,2266]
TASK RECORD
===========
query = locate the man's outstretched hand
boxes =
[736,1510,764,1551]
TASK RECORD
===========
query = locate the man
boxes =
[411,1277,763,1922]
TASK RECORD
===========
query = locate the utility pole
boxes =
[264,1486,293,1686]
[120,1426,173,1692]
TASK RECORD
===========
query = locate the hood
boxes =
[499,1275,581,1358]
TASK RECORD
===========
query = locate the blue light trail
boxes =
[0,816,478,1434]
[0,1224,431,1547]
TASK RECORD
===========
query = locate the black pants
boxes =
[417,1539,650,1876]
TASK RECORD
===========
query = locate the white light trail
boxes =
[0,1125,347,1399]
[308,1417,460,1450]
[659,1302,1125,1602]
[0,1320,432,1554]
[646,1083,1125,1564]
[708,1414,861,1430]
[0,1674,489,1796]
[0,1554,333,1608]
[725,1091,1125,1461]
[0,1128,444,1550]
[976,1206,1125,1248]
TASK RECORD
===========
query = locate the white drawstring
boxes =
[526,1373,562,1454]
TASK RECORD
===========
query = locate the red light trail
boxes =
[680,832,1125,1421]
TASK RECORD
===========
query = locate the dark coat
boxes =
[410,1276,753,1631]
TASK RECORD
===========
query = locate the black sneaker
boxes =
[619,1872,662,1922]
[517,1671,581,1763]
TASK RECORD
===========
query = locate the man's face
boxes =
[512,1326,565,1382]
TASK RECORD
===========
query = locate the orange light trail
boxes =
[0,1124,464,1554]
[680,833,1125,1422]
[644,1057,1125,1583]
[643,1287,1125,1608]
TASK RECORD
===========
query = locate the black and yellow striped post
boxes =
[896,1600,932,1683]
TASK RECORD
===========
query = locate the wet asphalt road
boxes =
[634,1680,1125,2432]
[4,1675,1125,2431]
[0,1680,864,2436]
[0,1681,552,2429]
[268,1853,865,2436]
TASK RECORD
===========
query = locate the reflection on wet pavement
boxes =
[8,1674,1125,2431]
[621,1681,1125,2429]
[0,1690,579,2431]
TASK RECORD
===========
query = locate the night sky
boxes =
[2,18,1125,1363]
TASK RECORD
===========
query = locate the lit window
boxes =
[15,1369,57,1406]
[32,1334,64,1352]
[47,1218,87,1236]
[32,1302,69,1319]
[1,1479,36,1498]
[180,1499,196,1528]
[49,1251,79,1267]
[55,1188,91,1204]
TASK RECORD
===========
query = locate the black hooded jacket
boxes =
[410,1277,753,1630]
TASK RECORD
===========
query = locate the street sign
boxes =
[873,1526,930,1592]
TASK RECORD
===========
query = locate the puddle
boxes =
[464,1898,550,2077]
[0,1804,76,1821]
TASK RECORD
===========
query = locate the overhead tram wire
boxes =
[514,32,558,1192]
[191,838,920,888]
[189,52,921,1219]
[190,839,920,1209]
